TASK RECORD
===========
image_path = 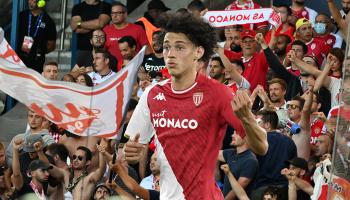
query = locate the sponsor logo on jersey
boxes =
[193,92,203,107]
[153,118,198,129]
[153,92,166,101]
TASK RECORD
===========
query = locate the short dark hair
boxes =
[277,4,292,16]
[231,59,245,71]
[292,96,305,110]
[158,12,216,62]
[329,48,345,66]
[47,143,69,162]
[187,0,206,12]
[118,36,137,48]
[263,186,283,200]
[268,78,287,91]
[90,29,105,40]
[256,110,279,130]
[44,61,58,68]
[292,40,308,55]
[94,47,116,69]
[77,146,92,161]
[111,2,127,13]
[210,56,224,68]
[77,74,93,87]
[278,34,292,45]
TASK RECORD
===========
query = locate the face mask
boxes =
[314,23,326,34]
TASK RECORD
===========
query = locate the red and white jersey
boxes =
[88,70,115,86]
[291,6,318,24]
[126,74,245,200]
[315,34,336,48]
[305,38,331,66]
[225,0,268,30]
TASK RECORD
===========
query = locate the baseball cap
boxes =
[287,157,308,171]
[28,159,53,172]
[295,18,311,30]
[95,183,111,195]
[240,29,256,39]
[148,0,170,11]
[23,134,45,153]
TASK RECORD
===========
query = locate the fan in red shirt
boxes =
[224,29,269,91]
[313,14,336,48]
[225,0,268,32]
[123,13,268,200]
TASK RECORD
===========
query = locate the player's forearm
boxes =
[218,49,243,84]
[240,114,268,155]
[314,65,332,91]
[294,58,321,77]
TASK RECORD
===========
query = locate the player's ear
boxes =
[194,46,204,61]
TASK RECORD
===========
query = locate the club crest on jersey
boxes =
[193,92,203,107]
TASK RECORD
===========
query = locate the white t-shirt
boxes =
[328,77,341,108]
[88,70,115,86]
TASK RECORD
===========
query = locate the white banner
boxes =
[0,29,145,138]
[203,8,281,28]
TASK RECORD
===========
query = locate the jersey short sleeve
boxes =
[125,86,155,144]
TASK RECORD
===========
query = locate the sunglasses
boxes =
[72,155,84,161]
[286,104,300,110]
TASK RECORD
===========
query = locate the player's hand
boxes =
[232,90,254,120]
[220,164,230,174]
[85,66,93,73]
[123,134,144,164]
[106,179,118,189]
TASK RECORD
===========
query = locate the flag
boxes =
[0,28,145,138]
[203,8,282,29]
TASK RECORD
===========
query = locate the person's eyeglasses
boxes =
[286,104,300,110]
[111,11,125,15]
[93,35,105,39]
[72,155,84,161]
[242,39,255,44]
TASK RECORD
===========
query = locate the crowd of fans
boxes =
[0,0,349,199]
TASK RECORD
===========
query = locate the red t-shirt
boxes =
[225,0,268,30]
[315,34,336,48]
[224,50,269,90]
[265,26,295,44]
[310,119,324,144]
[103,23,149,71]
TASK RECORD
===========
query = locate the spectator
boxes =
[281,157,313,199]
[265,5,294,45]
[268,78,287,109]
[103,2,150,71]
[88,48,115,86]
[294,18,331,65]
[6,109,55,167]
[140,152,160,191]
[41,62,58,80]
[16,0,56,73]
[90,29,106,49]
[62,74,75,82]
[76,73,94,87]
[218,130,258,199]
[187,0,207,18]
[118,36,137,60]
[290,0,318,24]
[209,57,226,84]
[314,134,332,157]
[251,110,297,200]
[71,0,111,68]
[141,31,166,79]
[92,183,111,200]
[314,14,337,48]
[224,29,269,91]
[287,40,308,76]
[219,25,243,52]
[220,164,250,200]
[225,0,268,33]
[328,48,344,79]
[328,0,350,38]
[273,34,292,64]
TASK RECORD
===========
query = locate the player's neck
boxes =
[113,22,128,29]
[171,70,197,91]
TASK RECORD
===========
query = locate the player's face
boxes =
[163,32,203,78]
[241,37,257,57]
[111,5,127,25]
[277,7,288,23]
[269,83,285,103]
[342,0,350,13]
[118,42,136,59]
[28,110,44,130]
[291,45,305,59]
[287,100,302,122]
[93,53,109,73]
[231,131,245,147]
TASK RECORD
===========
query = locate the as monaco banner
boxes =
[203,8,281,28]
[0,28,145,138]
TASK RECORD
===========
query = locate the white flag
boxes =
[0,29,145,138]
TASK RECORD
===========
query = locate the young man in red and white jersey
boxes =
[123,13,268,200]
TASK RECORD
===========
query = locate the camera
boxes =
[280,119,301,135]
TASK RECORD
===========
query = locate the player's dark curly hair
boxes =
[157,12,217,62]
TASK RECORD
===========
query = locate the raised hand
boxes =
[220,164,230,174]
[123,134,144,164]
[33,140,43,152]
[286,50,296,63]
[13,138,24,151]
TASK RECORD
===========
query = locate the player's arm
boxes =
[124,87,155,164]
[327,0,348,38]
[232,91,268,155]
[80,14,110,30]
[221,165,250,200]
